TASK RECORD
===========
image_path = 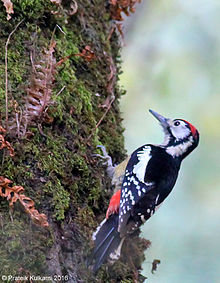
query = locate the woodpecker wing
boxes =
[118,145,156,235]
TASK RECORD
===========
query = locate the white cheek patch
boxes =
[166,136,193,157]
[133,146,151,183]
[171,125,190,141]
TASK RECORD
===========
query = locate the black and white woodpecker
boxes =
[89,110,199,272]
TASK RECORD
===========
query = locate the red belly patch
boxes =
[106,189,121,219]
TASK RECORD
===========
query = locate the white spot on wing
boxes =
[133,146,151,183]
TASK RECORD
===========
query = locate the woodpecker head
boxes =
[149,109,199,159]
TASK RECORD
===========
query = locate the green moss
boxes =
[45,180,70,221]
[13,0,53,20]
[0,216,51,276]
[0,0,148,280]
[76,206,95,231]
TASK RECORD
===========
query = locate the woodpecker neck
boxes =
[161,135,199,160]
[165,137,193,158]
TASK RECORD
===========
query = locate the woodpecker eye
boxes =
[174,121,180,126]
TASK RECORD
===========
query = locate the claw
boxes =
[92,153,108,160]
[97,145,108,156]
[94,145,115,179]
[96,145,113,167]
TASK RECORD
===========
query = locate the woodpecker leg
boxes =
[95,145,116,179]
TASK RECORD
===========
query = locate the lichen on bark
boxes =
[0,0,149,282]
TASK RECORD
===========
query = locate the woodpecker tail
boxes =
[88,214,123,273]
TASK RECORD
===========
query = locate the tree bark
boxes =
[0,1,149,282]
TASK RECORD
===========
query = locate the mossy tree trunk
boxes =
[0,1,149,282]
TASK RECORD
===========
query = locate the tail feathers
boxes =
[89,214,123,273]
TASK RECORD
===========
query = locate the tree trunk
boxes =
[0,1,149,282]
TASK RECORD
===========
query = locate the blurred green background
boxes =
[120,0,220,282]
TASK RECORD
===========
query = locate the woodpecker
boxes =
[89,110,199,272]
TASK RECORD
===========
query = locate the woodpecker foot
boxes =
[95,145,115,179]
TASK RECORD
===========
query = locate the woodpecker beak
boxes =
[149,109,170,129]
